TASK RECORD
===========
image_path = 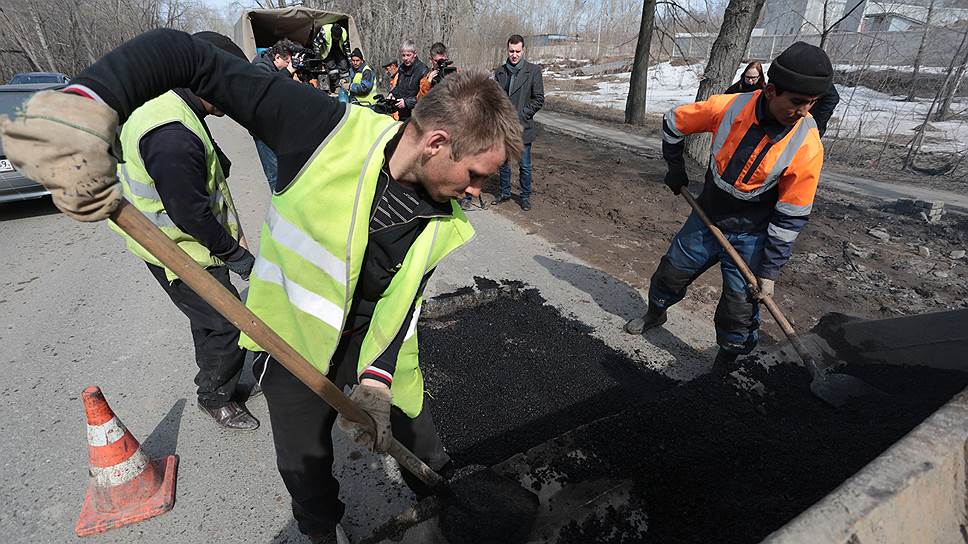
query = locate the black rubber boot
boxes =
[711,350,740,374]
[623,306,668,335]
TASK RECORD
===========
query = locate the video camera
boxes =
[432,59,457,86]
[291,56,325,83]
[292,53,348,94]
[368,95,399,116]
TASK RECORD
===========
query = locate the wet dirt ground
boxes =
[480,130,968,344]
[419,289,968,543]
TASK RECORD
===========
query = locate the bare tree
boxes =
[685,0,766,162]
[908,0,938,101]
[625,0,657,125]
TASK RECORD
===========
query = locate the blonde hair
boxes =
[411,70,523,163]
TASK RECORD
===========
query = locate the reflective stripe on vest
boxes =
[708,93,816,201]
[239,106,475,417]
[111,91,240,282]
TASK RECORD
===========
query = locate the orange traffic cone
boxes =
[75,386,178,537]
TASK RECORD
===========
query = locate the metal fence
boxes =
[672,28,967,67]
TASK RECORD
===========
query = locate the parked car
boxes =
[7,72,70,85]
[0,82,65,203]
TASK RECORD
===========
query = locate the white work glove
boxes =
[754,277,775,300]
[336,384,393,453]
[0,91,121,222]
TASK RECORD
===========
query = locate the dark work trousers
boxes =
[648,212,768,355]
[254,331,450,536]
[146,263,245,407]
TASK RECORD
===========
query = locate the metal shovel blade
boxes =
[807,360,886,408]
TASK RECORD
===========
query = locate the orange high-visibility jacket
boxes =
[662,90,824,279]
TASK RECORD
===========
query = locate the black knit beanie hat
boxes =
[193,31,247,61]
[350,47,364,60]
[767,42,833,96]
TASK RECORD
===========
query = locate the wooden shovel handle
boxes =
[109,199,444,488]
[678,191,818,368]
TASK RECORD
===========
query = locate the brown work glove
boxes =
[336,384,393,453]
[0,91,121,222]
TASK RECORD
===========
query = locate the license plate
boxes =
[0,159,13,172]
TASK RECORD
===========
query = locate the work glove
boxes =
[223,246,255,280]
[0,91,122,222]
[753,277,775,300]
[336,384,393,453]
[664,164,689,195]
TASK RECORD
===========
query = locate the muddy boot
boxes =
[623,306,667,335]
[711,350,740,374]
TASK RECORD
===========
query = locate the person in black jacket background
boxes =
[491,34,544,211]
[251,39,299,191]
[389,39,427,120]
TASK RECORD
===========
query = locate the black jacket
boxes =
[809,85,840,137]
[390,58,427,119]
[494,60,545,144]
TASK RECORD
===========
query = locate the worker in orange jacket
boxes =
[625,42,832,371]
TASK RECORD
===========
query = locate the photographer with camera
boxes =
[344,48,378,106]
[417,42,457,99]
[251,39,300,190]
[388,39,427,120]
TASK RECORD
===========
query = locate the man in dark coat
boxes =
[491,34,544,211]
[389,39,428,120]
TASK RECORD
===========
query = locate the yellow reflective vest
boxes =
[239,105,475,417]
[110,91,241,282]
[351,64,378,106]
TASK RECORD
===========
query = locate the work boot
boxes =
[623,306,667,335]
[198,400,260,431]
[520,198,532,211]
[491,193,512,205]
[711,350,740,374]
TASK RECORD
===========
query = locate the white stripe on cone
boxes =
[86,417,127,447]
[90,449,152,488]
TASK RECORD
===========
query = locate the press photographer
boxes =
[418,42,457,99]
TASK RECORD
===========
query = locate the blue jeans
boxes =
[499,142,532,199]
[648,212,767,355]
[254,138,278,191]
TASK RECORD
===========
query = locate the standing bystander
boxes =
[491,34,544,212]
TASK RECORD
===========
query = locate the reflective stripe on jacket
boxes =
[110,91,241,282]
[662,91,823,279]
[238,105,475,417]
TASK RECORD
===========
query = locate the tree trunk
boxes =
[685,0,766,162]
[31,11,58,72]
[935,24,968,121]
[908,0,937,101]
[624,0,657,125]
[0,7,43,71]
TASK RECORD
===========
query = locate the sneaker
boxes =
[459,195,473,210]
[491,194,512,205]
[520,198,532,211]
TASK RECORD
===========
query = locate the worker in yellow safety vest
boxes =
[1,29,525,544]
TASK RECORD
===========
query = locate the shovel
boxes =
[108,199,538,542]
[678,190,883,407]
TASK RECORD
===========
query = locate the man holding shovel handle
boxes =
[625,42,832,373]
[1,29,523,544]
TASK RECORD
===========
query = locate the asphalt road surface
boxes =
[0,115,714,543]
